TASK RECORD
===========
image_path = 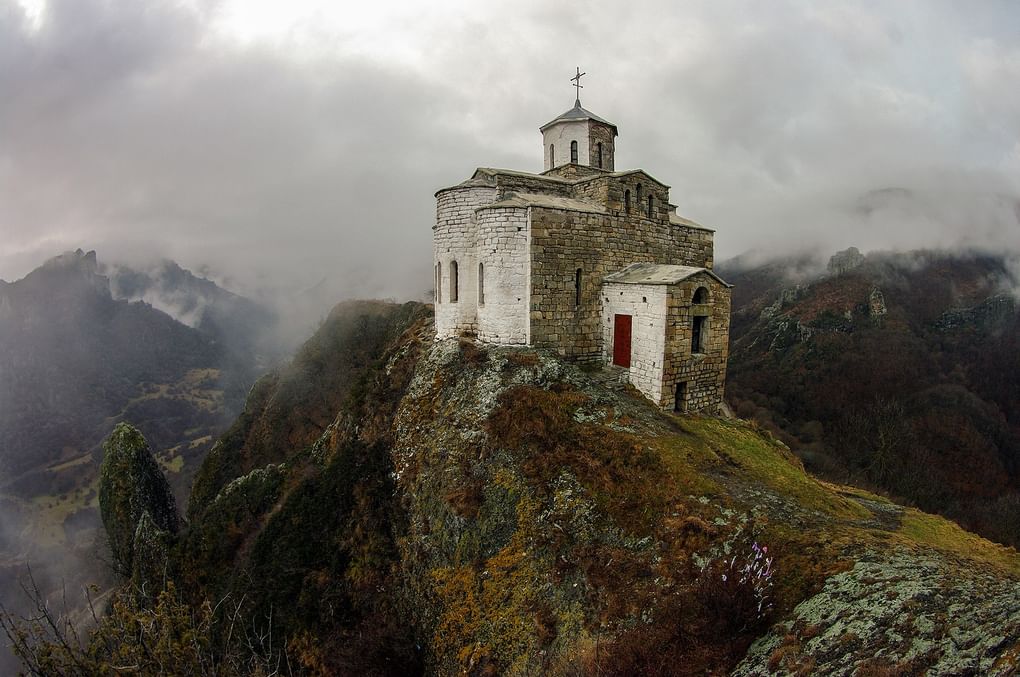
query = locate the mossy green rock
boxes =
[130,510,172,594]
[99,422,179,575]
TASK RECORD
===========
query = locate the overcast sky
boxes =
[2,0,1019,300]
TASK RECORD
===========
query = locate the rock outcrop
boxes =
[98,423,179,576]
[827,246,865,275]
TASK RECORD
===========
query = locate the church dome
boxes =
[540,100,618,136]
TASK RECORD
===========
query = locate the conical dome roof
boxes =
[540,99,618,136]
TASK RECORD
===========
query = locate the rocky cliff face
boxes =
[150,300,1020,675]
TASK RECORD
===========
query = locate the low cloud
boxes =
[2,0,1019,303]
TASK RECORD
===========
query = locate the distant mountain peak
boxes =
[43,248,99,272]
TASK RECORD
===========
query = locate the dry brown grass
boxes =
[504,350,540,368]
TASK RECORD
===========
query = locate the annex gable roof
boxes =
[483,192,606,214]
[604,263,731,287]
[669,214,714,232]
[471,167,572,184]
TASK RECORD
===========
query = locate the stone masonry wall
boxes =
[434,185,498,338]
[661,274,731,412]
[479,172,713,275]
[601,283,668,404]
[475,207,530,344]
[588,121,615,171]
[528,206,716,360]
[569,175,714,266]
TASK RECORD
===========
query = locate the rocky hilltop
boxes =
[18,299,1018,676]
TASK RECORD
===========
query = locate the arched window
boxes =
[692,316,708,353]
[636,184,643,207]
[450,261,459,303]
[575,268,583,307]
[647,194,654,218]
[478,262,485,305]
[570,140,578,163]
[596,142,603,168]
[435,262,442,303]
[692,286,709,304]
[550,144,555,167]
[624,189,631,213]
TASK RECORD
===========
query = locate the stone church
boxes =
[433,82,731,413]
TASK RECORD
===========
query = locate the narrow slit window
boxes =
[596,142,603,168]
[550,144,555,167]
[435,262,442,303]
[574,268,583,307]
[636,184,643,207]
[478,262,485,305]
[450,261,459,303]
[624,189,631,213]
[570,140,578,163]
[692,316,707,353]
[647,194,654,218]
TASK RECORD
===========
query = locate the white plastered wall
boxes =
[475,206,530,344]
[434,185,497,338]
[542,120,590,170]
[601,283,668,405]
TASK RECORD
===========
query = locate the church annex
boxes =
[433,74,732,413]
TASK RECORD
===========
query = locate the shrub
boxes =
[697,540,775,635]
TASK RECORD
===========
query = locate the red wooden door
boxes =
[613,314,632,368]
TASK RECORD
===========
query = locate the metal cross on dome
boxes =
[571,66,586,104]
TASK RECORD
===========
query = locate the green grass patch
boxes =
[26,477,100,546]
[654,435,724,498]
[681,417,869,520]
[897,508,1020,575]
[158,454,186,474]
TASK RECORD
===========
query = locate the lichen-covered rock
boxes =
[868,287,887,316]
[391,339,769,674]
[130,510,172,594]
[733,549,1020,676]
[99,423,179,575]
[760,285,805,319]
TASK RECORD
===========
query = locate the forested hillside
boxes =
[720,249,1020,547]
